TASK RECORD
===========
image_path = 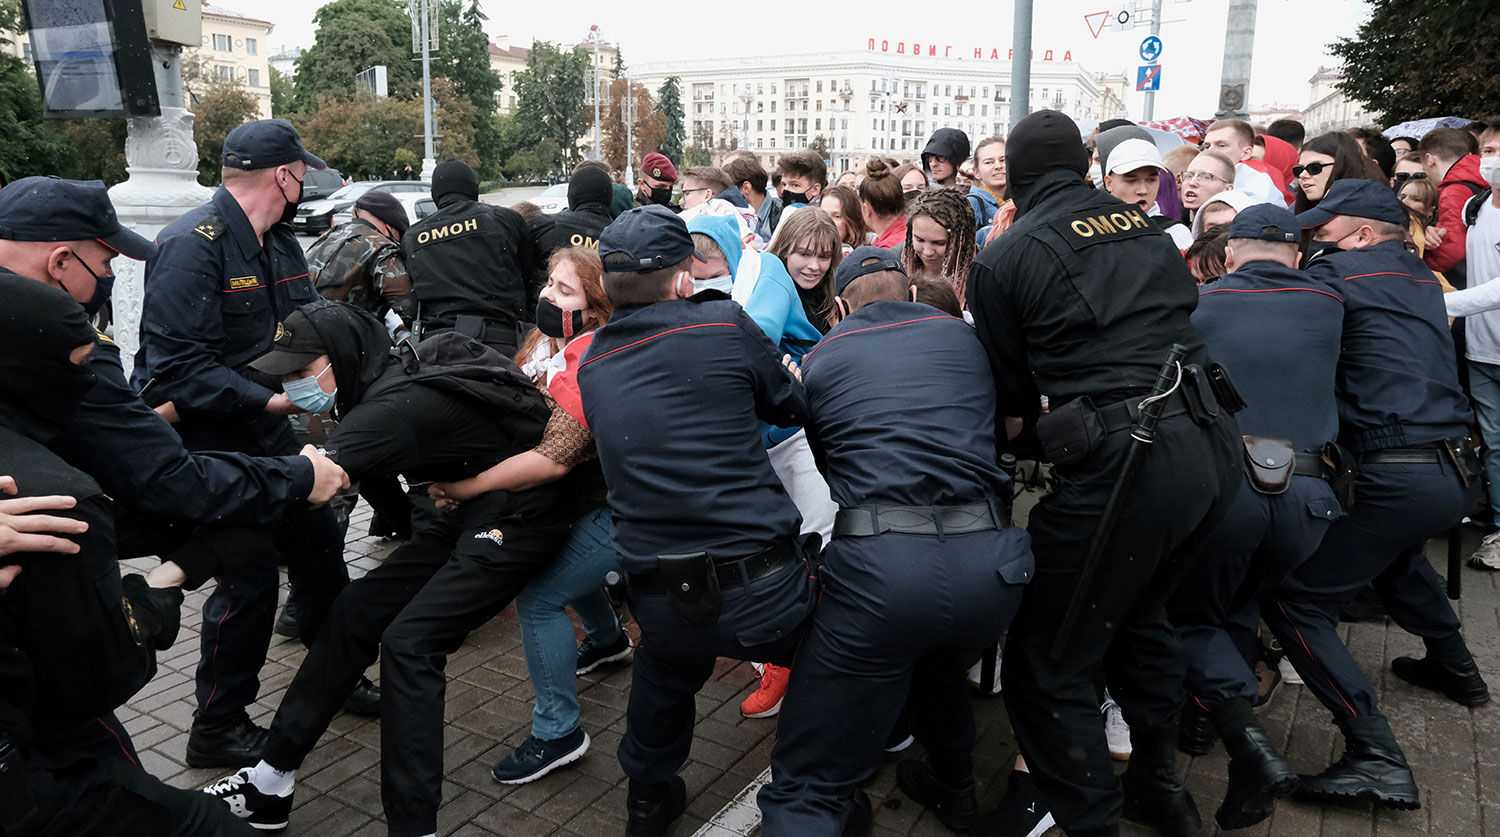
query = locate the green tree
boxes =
[1331,0,1500,124]
[809,134,829,159]
[655,76,685,165]
[513,41,590,171]
[434,0,502,176]
[294,0,417,112]
[269,67,296,117]
[683,146,712,167]
[603,79,664,173]
[183,54,263,184]
[0,53,74,181]
[59,120,127,184]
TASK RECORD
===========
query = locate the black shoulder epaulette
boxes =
[193,213,226,242]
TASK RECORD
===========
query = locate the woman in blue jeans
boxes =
[430,247,630,783]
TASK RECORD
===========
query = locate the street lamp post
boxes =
[625,74,636,183]
[588,25,602,161]
[740,87,752,153]
[884,73,898,159]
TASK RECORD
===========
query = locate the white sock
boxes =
[249,760,295,796]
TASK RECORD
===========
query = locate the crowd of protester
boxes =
[1,108,1498,837]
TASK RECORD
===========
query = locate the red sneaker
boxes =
[740,664,790,718]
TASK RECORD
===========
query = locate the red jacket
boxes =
[1426,154,1487,275]
[1256,135,1298,206]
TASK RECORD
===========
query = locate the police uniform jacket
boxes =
[578,295,810,571]
[967,169,1210,419]
[402,195,541,342]
[52,330,313,526]
[529,203,610,263]
[132,187,320,418]
[1305,240,1473,452]
[307,218,416,319]
[799,300,1010,507]
[1193,261,1344,452]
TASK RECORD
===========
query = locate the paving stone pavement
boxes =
[119,494,1500,837]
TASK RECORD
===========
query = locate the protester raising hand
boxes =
[0,475,87,587]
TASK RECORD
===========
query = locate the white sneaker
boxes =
[1102,692,1131,761]
[966,647,1003,695]
[1469,530,1500,570]
[1278,656,1304,686]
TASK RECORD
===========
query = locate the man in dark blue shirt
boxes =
[757,248,1033,835]
[577,206,819,837]
[1167,206,1345,829]
[130,120,351,767]
[1260,181,1488,810]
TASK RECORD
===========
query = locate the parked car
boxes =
[291,180,431,235]
[533,183,569,214]
[301,168,347,202]
[330,193,439,229]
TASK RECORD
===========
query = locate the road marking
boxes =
[692,766,773,837]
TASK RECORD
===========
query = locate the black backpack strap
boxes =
[1465,187,1492,228]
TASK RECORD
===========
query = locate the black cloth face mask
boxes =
[645,187,673,206]
[536,297,585,340]
[780,188,809,205]
[0,272,99,442]
[279,170,304,226]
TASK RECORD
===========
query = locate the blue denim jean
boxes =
[1468,360,1500,516]
[514,507,624,740]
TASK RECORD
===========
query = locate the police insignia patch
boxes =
[1050,206,1157,251]
[229,276,260,290]
[474,529,504,546]
[652,167,662,177]
[274,322,287,342]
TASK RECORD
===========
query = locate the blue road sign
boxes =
[1139,35,1162,62]
[1136,64,1162,91]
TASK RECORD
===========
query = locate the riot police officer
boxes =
[966,111,1241,837]
[757,248,1034,835]
[1167,205,1346,829]
[307,190,415,321]
[577,206,819,837]
[131,120,351,767]
[404,159,542,354]
[529,163,613,259]
[1262,180,1488,809]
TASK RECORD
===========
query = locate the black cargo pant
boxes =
[1002,413,1240,837]
[259,491,568,837]
[1262,460,1476,720]
[618,556,818,785]
[758,527,1033,836]
[1168,475,1341,707]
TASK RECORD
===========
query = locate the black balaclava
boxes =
[0,272,98,443]
[296,300,395,419]
[431,159,480,207]
[568,166,614,211]
[1005,110,1089,212]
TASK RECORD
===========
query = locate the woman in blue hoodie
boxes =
[968,137,1007,246]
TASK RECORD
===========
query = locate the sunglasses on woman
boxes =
[1392,171,1429,183]
[1293,161,1333,178]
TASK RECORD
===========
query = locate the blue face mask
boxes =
[284,365,335,414]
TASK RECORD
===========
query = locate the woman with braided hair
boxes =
[901,187,978,309]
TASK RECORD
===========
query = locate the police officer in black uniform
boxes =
[131,120,351,767]
[1166,205,1347,830]
[966,111,1241,837]
[404,159,542,355]
[0,274,256,837]
[757,248,1034,835]
[1261,181,1488,809]
[577,206,819,837]
[529,163,613,260]
[203,302,572,837]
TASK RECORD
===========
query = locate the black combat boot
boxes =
[1176,700,1215,756]
[1391,633,1491,707]
[1294,714,1420,810]
[896,758,979,831]
[1121,729,1203,837]
[1209,697,1297,829]
[843,789,873,837]
[625,776,686,837]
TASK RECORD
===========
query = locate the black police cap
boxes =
[834,246,906,296]
[1227,204,1300,243]
[1295,179,1408,230]
[0,176,156,261]
[599,205,694,273]
[222,118,326,171]
[249,307,330,376]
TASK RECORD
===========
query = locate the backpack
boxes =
[1464,185,1493,229]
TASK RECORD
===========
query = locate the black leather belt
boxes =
[833,502,1000,538]
[1097,388,1191,434]
[629,541,797,594]
[1361,448,1445,464]
[1293,452,1329,478]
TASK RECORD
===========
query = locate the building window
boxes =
[757,119,763,130]
[770,120,776,130]
[248,68,260,86]
[816,80,823,92]
[815,118,821,130]
[770,138,776,148]
[771,102,776,112]
[758,83,764,95]
[757,138,763,148]
[245,37,257,55]
[944,84,951,97]
[213,33,231,51]
[981,104,987,116]
[215,64,233,80]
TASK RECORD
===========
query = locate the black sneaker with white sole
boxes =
[202,767,293,831]
[491,728,590,784]
[576,633,633,675]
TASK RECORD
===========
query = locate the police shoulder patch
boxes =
[193,214,226,241]
[1048,206,1157,251]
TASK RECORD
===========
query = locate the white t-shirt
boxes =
[1464,197,1500,364]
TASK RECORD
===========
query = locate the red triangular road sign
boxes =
[1085,10,1108,39]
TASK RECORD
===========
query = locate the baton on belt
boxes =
[1050,343,1189,660]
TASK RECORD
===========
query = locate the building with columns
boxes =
[634,45,1126,173]
[1301,66,1370,137]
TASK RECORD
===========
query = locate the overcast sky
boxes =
[258,0,1370,119]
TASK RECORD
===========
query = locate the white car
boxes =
[330,193,439,229]
[533,183,569,214]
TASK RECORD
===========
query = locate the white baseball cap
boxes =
[1105,138,1166,175]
